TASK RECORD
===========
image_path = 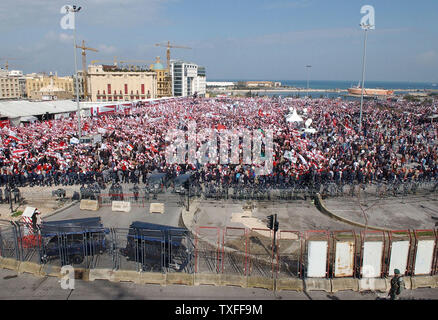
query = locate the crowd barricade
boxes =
[302,230,330,278]
[167,228,194,274]
[37,224,109,269]
[220,227,248,276]
[0,220,20,260]
[331,230,357,278]
[110,228,138,271]
[246,228,275,279]
[1,221,438,290]
[275,230,302,279]
[359,230,386,278]
[385,230,413,276]
[410,229,437,276]
[194,226,222,274]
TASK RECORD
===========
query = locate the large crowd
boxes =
[0,96,437,191]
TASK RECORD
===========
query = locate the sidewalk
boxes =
[0,268,436,300]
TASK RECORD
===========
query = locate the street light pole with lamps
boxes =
[305,65,312,98]
[358,23,374,133]
[66,5,82,140]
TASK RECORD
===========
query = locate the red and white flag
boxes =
[127,144,134,152]
[12,149,29,158]
[8,130,21,141]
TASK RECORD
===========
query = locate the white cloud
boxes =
[98,44,118,54]
[416,50,438,66]
[264,0,311,9]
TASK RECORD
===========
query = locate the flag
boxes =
[12,149,29,158]
[127,144,134,152]
[8,130,20,141]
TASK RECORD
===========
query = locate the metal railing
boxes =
[1,220,437,281]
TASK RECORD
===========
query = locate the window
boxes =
[124,84,128,94]
[107,84,111,94]
[141,84,145,95]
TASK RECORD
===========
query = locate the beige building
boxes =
[34,78,72,101]
[87,64,157,102]
[0,69,21,100]
[246,81,274,88]
[149,57,172,98]
[26,74,74,101]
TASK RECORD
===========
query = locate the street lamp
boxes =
[67,5,82,139]
[305,65,312,98]
[358,23,373,133]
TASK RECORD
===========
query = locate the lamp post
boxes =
[67,5,82,139]
[358,23,373,133]
[305,65,312,98]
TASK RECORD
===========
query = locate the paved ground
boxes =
[0,268,436,300]
[35,191,438,233]
[324,193,438,230]
[3,182,437,232]
[44,196,184,229]
[193,199,359,231]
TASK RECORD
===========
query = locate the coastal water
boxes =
[215,80,437,90]
[210,79,437,99]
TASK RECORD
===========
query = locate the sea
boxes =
[210,80,438,99]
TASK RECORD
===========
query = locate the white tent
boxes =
[286,109,303,122]
[305,128,317,134]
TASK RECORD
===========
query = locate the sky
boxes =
[1,0,437,82]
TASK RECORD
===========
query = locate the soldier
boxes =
[388,269,405,300]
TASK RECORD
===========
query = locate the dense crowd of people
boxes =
[0,95,437,192]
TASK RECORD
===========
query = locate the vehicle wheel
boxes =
[71,255,84,265]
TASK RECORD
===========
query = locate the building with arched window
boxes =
[87,64,157,102]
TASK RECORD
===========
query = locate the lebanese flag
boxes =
[12,149,29,158]
[258,108,269,117]
[8,130,20,141]
[127,144,134,152]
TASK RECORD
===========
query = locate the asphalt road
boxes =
[44,192,184,229]
[1,268,437,300]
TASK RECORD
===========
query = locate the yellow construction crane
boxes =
[0,58,20,70]
[75,40,98,101]
[154,41,192,71]
[90,56,118,66]
[118,60,153,71]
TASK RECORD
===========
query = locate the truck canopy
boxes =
[128,221,188,245]
[40,217,107,236]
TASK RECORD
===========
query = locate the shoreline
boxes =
[208,87,424,94]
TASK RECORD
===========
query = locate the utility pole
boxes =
[68,5,82,139]
[359,23,373,133]
[305,65,312,98]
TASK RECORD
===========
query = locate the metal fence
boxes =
[1,220,436,280]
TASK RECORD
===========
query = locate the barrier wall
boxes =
[0,219,437,293]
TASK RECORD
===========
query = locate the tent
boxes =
[286,109,303,122]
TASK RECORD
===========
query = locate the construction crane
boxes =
[75,40,98,101]
[154,41,192,71]
[118,60,154,71]
[91,57,117,66]
[0,58,20,70]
